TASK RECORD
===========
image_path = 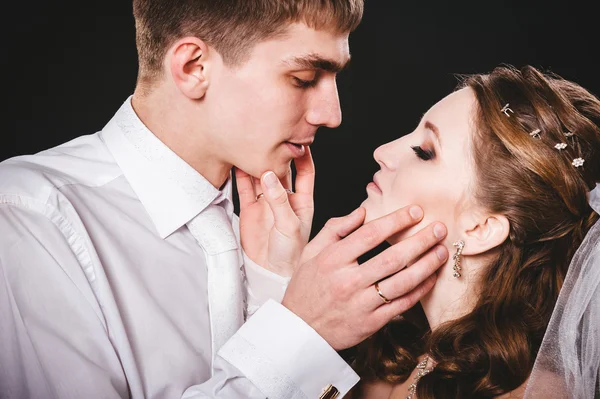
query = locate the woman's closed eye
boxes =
[411,145,435,161]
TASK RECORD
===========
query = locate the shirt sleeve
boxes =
[242,250,290,317]
[185,300,360,399]
[0,203,130,399]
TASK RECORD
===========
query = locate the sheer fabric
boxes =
[525,185,600,399]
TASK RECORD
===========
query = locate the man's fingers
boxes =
[374,273,437,323]
[302,207,366,261]
[369,244,447,309]
[234,168,256,210]
[260,171,299,236]
[336,205,425,263]
[293,147,315,198]
[362,222,447,285]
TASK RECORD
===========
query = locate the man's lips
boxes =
[286,138,314,146]
[285,142,308,157]
[284,138,314,157]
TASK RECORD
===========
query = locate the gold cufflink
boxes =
[319,384,339,399]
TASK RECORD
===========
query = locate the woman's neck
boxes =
[419,255,483,330]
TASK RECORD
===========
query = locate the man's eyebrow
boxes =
[284,53,351,73]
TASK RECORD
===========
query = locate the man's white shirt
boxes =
[0,98,359,398]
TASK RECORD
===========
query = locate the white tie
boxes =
[187,202,244,370]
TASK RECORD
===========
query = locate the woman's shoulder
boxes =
[496,379,528,399]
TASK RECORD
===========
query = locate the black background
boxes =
[2,1,597,241]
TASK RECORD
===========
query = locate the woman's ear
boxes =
[458,210,510,256]
[168,37,212,99]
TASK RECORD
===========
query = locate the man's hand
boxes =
[282,205,449,350]
[236,148,315,276]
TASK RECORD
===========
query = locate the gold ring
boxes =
[256,189,292,201]
[374,282,391,304]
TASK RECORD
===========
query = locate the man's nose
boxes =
[305,80,342,128]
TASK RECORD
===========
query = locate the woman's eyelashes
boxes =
[411,145,435,161]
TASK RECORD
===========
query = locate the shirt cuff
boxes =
[243,250,290,310]
[219,299,359,399]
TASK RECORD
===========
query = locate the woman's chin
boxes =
[360,199,377,224]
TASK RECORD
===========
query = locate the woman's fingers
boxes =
[260,171,300,237]
[293,147,315,198]
[234,168,256,210]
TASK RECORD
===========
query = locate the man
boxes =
[0,1,448,398]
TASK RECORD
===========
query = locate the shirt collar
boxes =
[101,96,233,238]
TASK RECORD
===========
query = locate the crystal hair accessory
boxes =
[563,131,585,168]
[530,129,542,139]
[501,103,514,117]
[523,124,585,168]
[501,104,586,169]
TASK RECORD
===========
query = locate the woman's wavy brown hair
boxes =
[351,65,600,398]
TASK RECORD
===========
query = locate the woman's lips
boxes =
[367,173,383,195]
[366,181,382,194]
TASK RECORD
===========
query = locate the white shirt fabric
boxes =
[0,98,359,399]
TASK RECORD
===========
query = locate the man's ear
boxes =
[168,37,212,99]
[458,210,510,256]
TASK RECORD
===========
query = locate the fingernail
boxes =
[433,223,447,238]
[409,206,423,220]
[436,246,448,261]
[263,172,278,189]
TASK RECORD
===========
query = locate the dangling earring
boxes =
[452,240,465,278]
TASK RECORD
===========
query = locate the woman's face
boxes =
[361,88,477,245]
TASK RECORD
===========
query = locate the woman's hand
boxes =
[236,148,315,276]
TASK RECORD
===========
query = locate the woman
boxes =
[347,65,600,398]
[238,64,599,398]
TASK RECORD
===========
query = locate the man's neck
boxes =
[131,90,231,189]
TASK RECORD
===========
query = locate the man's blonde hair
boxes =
[133,0,364,89]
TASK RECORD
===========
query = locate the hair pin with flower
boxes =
[530,129,542,139]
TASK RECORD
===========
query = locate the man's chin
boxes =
[250,162,292,182]
[270,160,293,179]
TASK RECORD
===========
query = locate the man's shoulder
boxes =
[0,132,122,204]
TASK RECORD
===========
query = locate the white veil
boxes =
[525,184,600,398]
